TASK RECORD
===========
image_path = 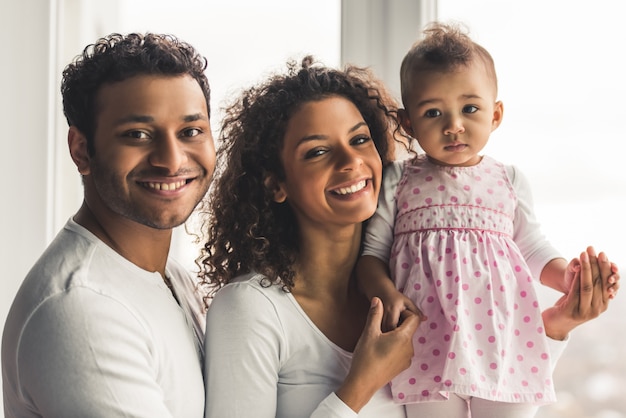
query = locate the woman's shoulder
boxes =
[211,272,290,310]
[205,272,297,340]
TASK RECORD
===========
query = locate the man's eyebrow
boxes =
[182,113,208,123]
[114,113,208,125]
[115,115,154,125]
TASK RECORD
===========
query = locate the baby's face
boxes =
[400,61,502,167]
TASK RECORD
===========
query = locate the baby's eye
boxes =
[463,105,478,114]
[424,109,441,118]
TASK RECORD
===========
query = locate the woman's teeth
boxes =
[334,180,366,195]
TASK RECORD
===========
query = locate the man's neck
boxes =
[73,202,172,275]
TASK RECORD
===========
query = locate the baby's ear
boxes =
[68,126,91,175]
[263,175,287,203]
[398,108,414,137]
[491,100,504,131]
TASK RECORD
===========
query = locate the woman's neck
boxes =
[291,222,369,351]
[293,222,363,300]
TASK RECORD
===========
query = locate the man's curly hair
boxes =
[61,32,210,155]
[198,56,402,303]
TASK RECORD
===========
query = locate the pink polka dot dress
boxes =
[388,155,556,405]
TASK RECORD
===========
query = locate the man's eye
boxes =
[125,130,150,140]
[182,128,202,137]
[463,105,478,114]
[424,109,441,118]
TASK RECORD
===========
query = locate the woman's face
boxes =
[273,96,382,231]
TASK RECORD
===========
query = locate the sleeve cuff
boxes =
[546,333,570,372]
[310,392,358,418]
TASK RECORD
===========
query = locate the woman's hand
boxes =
[335,297,421,412]
[543,246,619,341]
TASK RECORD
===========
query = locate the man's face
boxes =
[83,74,215,229]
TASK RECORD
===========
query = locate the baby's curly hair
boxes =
[198,56,401,302]
[61,32,210,155]
[400,22,497,106]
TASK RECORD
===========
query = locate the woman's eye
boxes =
[463,105,478,114]
[304,148,327,159]
[424,109,441,118]
[351,135,372,145]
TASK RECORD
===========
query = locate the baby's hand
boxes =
[377,286,426,332]
[563,256,581,295]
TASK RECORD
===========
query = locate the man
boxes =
[2,33,214,417]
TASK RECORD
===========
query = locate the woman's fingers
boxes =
[578,250,594,315]
[596,251,613,303]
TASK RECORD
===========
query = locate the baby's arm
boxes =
[539,257,572,293]
[355,255,419,331]
[359,161,421,330]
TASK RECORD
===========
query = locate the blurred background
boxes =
[1,1,624,416]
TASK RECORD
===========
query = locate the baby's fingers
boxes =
[382,308,402,332]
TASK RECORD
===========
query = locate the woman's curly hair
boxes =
[197,56,402,303]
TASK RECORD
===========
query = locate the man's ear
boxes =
[263,174,287,203]
[398,108,415,137]
[68,126,91,175]
[491,100,504,132]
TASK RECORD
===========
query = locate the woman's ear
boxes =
[263,175,287,203]
[68,126,91,175]
[398,108,415,137]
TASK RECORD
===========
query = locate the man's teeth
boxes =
[334,180,367,195]
[146,180,186,191]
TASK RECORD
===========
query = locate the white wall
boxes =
[0,2,53,330]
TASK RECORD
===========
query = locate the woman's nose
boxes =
[336,146,363,171]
